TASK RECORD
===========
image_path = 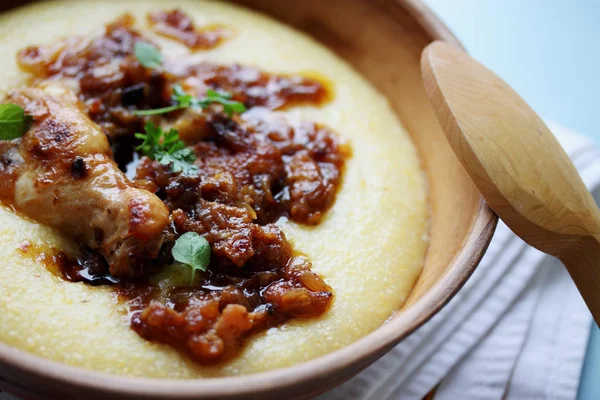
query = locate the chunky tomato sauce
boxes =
[8,10,349,364]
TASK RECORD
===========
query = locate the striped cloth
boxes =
[0,123,596,400]
[320,122,597,400]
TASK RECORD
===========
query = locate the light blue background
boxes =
[422,1,600,398]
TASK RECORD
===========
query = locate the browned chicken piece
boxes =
[0,82,169,277]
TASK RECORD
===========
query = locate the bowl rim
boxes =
[0,0,498,398]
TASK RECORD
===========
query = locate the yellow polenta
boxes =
[0,0,428,378]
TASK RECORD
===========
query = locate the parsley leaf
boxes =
[131,105,182,116]
[172,84,196,108]
[132,84,246,117]
[157,147,198,174]
[200,89,247,117]
[0,104,32,140]
[135,121,199,176]
[172,232,211,282]
[134,42,163,69]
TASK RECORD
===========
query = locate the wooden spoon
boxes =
[421,41,600,324]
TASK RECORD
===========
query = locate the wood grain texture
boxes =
[0,1,496,399]
[422,41,600,323]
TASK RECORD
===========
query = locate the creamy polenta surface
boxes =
[0,0,428,377]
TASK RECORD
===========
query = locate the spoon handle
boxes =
[560,234,600,324]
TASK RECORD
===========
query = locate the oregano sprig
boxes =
[172,232,211,282]
[134,42,163,69]
[0,104,32,140]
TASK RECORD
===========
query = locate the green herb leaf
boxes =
[134,42,163,69]
[0,104,32,140]
[157,148,199,175]
[172,232,211,281]
[131,84,192,116]
[131,105,182,116]
[201,89,247,117]
[172,84,195,108]
[131,84,246,117]
[135,121,198,175]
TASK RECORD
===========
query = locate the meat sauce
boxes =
[148,9,231,49]
[10,10,349,364]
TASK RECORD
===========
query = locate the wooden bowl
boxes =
[0,0,497,399]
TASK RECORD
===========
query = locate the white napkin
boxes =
[0,124,596,400]
[319,122,598,400]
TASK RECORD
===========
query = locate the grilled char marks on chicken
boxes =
[1,83,169,277]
